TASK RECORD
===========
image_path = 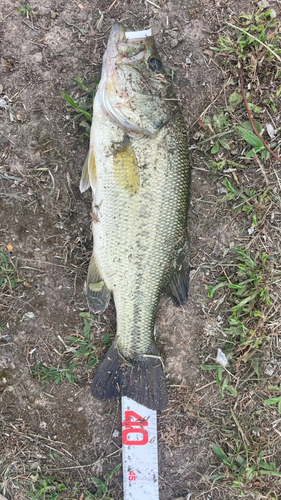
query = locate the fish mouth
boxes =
[105,23,127,70]
[99,23,154,136]
[107,23,153,66]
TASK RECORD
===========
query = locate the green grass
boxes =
[195,107,272,161]
[193,6,281,494]
[194,7,281,163]
[0,250,21,294]
[207,248,271,369]
[28,466,121,500]
[17,3,32,18]
[31,360,77,386]
[211,7,281,62]
[264,386,281,414]
[61,77,98,136]
[29,478,67,500]
[31,312,110,387]
[212,444,281,488]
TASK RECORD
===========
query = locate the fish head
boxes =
[99,23,171,136]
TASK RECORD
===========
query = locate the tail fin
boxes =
[91,342,168,411]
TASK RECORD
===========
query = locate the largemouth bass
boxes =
[80,23,191,410]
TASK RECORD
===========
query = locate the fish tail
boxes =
[91,342,168,410]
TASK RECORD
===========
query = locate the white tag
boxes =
[125,29,152,39]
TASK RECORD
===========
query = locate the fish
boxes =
[80,23,191,411]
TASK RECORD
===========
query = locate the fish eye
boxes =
[148,57,163,72]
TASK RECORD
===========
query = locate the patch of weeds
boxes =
[29,477,67,500]
[212,7,280,64]
[201,363,237,400]
[86,465,121,499]
[17,3,37,28]
[212,444,281,489]
[28,466,121,500]
[195,6,281,497]
[221,179,256,205]
[61,77,97,136]
[195,107,271,160]
[221,179,269,223]
[208,248,271,355]
[208,159,245,171]
[68,312,102,372]
[0,250,21,294]
[194,6,281,162]
[195,108,271,161]
[264,385,281,413]
[31,360,76,387]
[236,120,273,160]
[31,312,109,386]
[194,109,232,154]
[17,3,32,19]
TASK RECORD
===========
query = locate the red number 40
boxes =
[122,411,149,446]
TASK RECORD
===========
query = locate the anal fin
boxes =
[87,253,111,313]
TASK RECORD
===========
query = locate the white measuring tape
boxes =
[122,396,159,499]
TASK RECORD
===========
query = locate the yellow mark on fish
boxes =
[88,280,105,292]
[113,144,140,194]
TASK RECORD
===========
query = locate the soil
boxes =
[1,0,280,499]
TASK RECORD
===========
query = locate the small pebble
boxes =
[216,348,228,368]
[265,364,275,376]
[22,312,35,320]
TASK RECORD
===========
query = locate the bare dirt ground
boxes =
[1,0,281,499]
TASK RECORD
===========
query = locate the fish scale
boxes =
[97,129,188,354]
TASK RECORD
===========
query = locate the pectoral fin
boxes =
[166,254,190,306]
[80,149,96,193]
[86,253,111,313]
